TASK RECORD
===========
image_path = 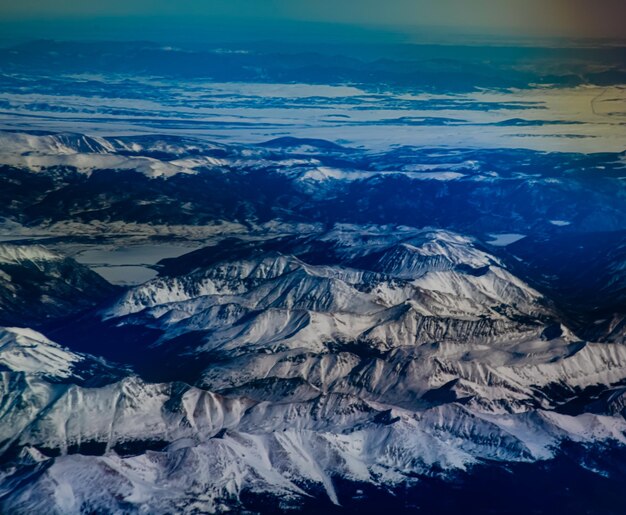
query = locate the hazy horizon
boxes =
[0,0,625,46]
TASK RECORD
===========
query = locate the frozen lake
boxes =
[487,233,527,246]
[75,244,195,266]
[90,265,159,285]
[75,244,202,285]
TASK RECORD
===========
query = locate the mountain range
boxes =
[0,129,625,511]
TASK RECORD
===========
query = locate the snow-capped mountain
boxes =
[0,126,625,513]
[1,131,625,251]
[0,8,625,508]
[1,321,626,514]
[1,223,625,513]
[94,227,623,415]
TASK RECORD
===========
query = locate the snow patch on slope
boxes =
[0,327,82,378]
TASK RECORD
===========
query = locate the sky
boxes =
[0,0,624,43]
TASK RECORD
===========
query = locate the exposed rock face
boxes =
[0,244,118,327]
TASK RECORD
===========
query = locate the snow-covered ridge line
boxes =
[1,222,626,511]
[0,131,230,178]
[0,131,484,182]
[103,227,541,324]
[1,328,625,471]
[0,327,82,378]
[93,225,626,417]
[1,326,626,513]
[0,244,61,264]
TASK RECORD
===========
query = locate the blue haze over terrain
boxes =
[0,1,625,514]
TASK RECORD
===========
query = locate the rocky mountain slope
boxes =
[0,244,118,327]
[0,129,625,513]
[1,227,626,513]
